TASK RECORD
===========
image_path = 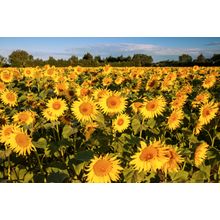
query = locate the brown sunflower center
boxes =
[6,92,16,102]
[146,100,158,111]
[106,96,121,109]
[52,101,62,110]
[93,159,112,176]
[117,118,124,126]
[202,108,210,117]
[3,73,11,80]
[139,147,157,161]
[18,113,29,122]
[15,133,30,148]
[79,102,93,115]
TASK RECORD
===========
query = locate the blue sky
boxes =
[0,37,220,62]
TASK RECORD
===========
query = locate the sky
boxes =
[0,37,220,62]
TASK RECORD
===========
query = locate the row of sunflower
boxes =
[0,65,219,182]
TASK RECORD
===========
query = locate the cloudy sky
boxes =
[0,37,220,62]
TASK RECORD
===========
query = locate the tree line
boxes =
[0,50,220,67]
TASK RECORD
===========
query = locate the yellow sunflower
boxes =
[130,140,168,173]
[12,111,36,126]
[54,82,69,96]
[192,92,210,108]
[46,98,68,117]
[140,96,166,119]
[162,147,184,174]
[198,101,218,125]
[93,88,109,101]
[71,97,98,123]
[202,75,216,89]
[194,142,209,167]
[193,121,203,135]
[99,91,127,115]
[0,82,6,93]
[171,95,187,110]
[1,90,18,107]
[167,109,184,130]
[42,108,59,121]
[112,114,130,133]
[0,70,14,83]
[131,102,143,113]
[86,154,123,183]
[8,129,35,155]
[0,124,20,144]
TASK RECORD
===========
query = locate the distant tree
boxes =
[68,55,78,66]
[194,54,207,65]
[132,54,153,66]
[47,56,57,66]
[179,54,192,65]
[0,55,6,67]
[9,50,33,67]
[211,54,220,65]
[83,53,93,60]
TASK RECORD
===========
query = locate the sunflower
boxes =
[0,82,6,93]
[140,96,166,119]
[131,102,143,113]
[71,97,98,123]
[76,87,91,98]
[145,76,159,91]
[93,88,109,101]
[198,101,218,125]
[46,98,68,117]
[193,121,203,135]
[192,92,210,108]
[112,114,130,133]
[99,91,127,115]
[0,70,14,83]
[86,154,123,183]
[13,111,36,126]
[162,147,184,174]
[202,75,216,89]
[54,82,69,96]
[102,77,112,86]
[130,140,168,173]
[0,113,9,126]
[167,109,184,130]
[1,90,18,107]
[84,122,98,141]
[42,108,59,121]
[8,129,35,155]
[171,95,187,110]
[0,124,20,144]
[194,142,209,167]
[23,68,34,78]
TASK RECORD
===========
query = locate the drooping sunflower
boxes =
[112,114,130,133]
[1,90,18,107]
[12,111,36,126]
[140,96,166,119]
[84,122,98,141]
[0,70,14,83]
[130,140,168,173]
[0,124,20,144]
[8,129,35,156]
[131,102,143,114]
[167,109,184,130]
[71,97,98,123]
[99,91,127,115]
[198,101,218,125]
[193,121,203,135]
[86,154,123,183]
[46,98,68,117]
[194,142,209,167]
[162,147,184,174]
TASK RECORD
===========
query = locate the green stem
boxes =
[139,118,145,138]
[7,154,11,182]
[34,150,46,183]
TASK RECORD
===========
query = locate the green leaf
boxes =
[188,134,199,143]
[62,125,77,139]
[170,170,188,182]
[33,138,47,149]
[146,118,156,128]
[76,150,94,162]
[47,172,69,183]
[191,171,206,182]
[216,132,220,140]
[74,162,86,176]
[131,118,141,135]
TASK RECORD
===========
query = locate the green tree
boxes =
[83,53,93,60]
[9,50,33,67]
[179,54,192,65]
[132,54,153,66]
[0,55,6,67]
[68,55,78,66]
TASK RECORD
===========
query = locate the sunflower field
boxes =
[0,65,220,183]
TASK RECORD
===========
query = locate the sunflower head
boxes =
[112,114,130,133]
[1,90,18,107]
[86,154,123,183]
[194,142,209,167]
